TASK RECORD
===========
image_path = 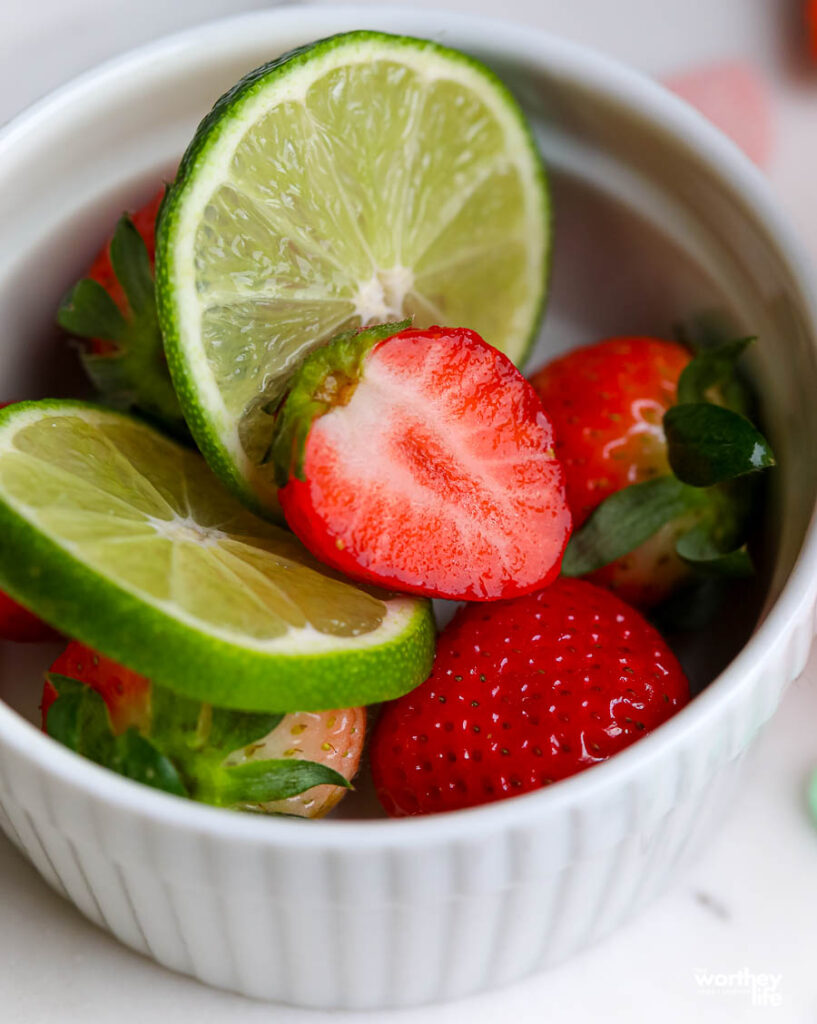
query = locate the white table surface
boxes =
[2,1,817,1020]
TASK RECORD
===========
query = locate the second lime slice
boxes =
[157,30,550,515]
[0,401,434,711]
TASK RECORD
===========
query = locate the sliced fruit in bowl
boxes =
[273,322,571,600]
[156,29,550,518]
[0,401,434,712]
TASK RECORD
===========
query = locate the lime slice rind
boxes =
[0,401,434,712]
[157,30,550,518]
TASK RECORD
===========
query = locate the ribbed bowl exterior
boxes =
[0,599,812,1009]
[1,7,817,1010]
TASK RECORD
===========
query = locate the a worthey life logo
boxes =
[694,967,783,1008]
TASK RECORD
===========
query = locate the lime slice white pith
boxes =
[0,401,434,711]
[157,29,550,515]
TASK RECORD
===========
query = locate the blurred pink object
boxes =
[664,61,772,168]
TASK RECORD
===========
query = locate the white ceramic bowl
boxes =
[1,6,816,1010]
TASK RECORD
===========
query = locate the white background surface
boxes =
[2,1,817,1021]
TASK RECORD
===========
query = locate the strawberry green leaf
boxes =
[149,684,282,757]
[58,280,129,343]
[561,476,709,577]
[45,674,187,797]
[675,525,754,578]
[272,319,411,486]
[109,216,154,318]
[206,758,351,807]
[57,214,186,436]
[673,310,737,352]
[677,337,754,407]
[115,728,188,797]
[664,403,774,486]
[208,708,284,753]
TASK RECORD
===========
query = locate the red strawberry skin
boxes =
[370,578,689,817]
[278,326,572,601]
[0,590,59,644]
[529,337,692,607]
[530,337,691,527]
[84,188,163,354]
[42,641,150,735]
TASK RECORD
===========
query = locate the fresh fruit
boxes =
[0,404,60,642]
[273,322,571,601]
[370,578,690,817]
[0,400,434,712]
[42,641,363,816]
[664,62,772,167]
[530,336,774,607]
[0,589,59,643]
[530,337,691,528]
[57,188,185,434]
[157,30,550,517]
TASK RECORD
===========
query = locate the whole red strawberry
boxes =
[530,336,695,606]
[370,578,689,817]
[530,335,773,609]
[274,321,572,601]
[57,187,184,434]
[530,337,691,528]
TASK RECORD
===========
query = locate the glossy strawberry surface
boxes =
[530,336,693,606]
[278,326,572,601]
[370,578,690,816]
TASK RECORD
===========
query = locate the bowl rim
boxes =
[1,3,816,850]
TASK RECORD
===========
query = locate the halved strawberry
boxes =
[42,641,363,817]
[57,188,185,435]
[273,322,572,601]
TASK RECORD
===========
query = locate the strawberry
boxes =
[57,188,185,435]
[42,642,364,817]
[0,589,60,643]
[531,336,694,606]
[530,337,691,528]
[0,403,60,642]
[370,578,690,817]
[530,336,774,607]
[273,321,572,601]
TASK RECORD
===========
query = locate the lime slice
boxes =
[0,401,434,712]
[157,29,550,515]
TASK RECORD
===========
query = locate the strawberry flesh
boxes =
[370,578,690,816]
[278,326,572,601]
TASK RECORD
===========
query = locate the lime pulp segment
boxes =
[0,401,434,711]
[157,30,550,515]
